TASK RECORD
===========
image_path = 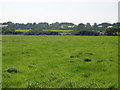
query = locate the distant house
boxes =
[107,26,112,28]
[98,25,102,28]
[60,25,75,30]
[0,24,8,28]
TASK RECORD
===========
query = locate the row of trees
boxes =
[2,21,120,31]
[72,30,100,36]
[2,22,75,30]
[2,27,60,35]
[72,27,120,36]
[2,26,120,36]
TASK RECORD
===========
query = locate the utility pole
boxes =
[118,1,120,22]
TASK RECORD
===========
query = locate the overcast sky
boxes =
[0,0,119,24]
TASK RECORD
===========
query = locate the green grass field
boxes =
[2,35,118,88]
[15,29,31,32]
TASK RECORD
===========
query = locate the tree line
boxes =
[1,21,120,36]
[2,21,120,30]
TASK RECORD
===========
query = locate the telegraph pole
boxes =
[118,1,120,22]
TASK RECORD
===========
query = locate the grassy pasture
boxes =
[15,29,31,32]
[2,35,118,88]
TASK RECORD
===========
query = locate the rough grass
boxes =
[2,35,118,88]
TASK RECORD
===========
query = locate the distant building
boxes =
[0,24,8,28]
[98,25,102,28]
[60,25,75,30]
[107,26,113,28]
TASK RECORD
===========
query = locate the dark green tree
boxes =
[99,23,111,29]
[2,27,15,34]
[77,23,85,30]
[93,23,98,30]
[86,23,92,30]
[105,27,120,35]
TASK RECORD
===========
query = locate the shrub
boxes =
[84,58,92,62]
[105,27,120,36]
[13,31,24,35]
[72,30,100,36]
[24,31,60,35]
[2,27,15,35]
[6,67,20,73]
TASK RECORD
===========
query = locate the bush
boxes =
[84,58,92,62]
[105,27,120,36]
[44,31,60,35]
[13,31,24,35]
[2,27,15,35]
[6,67,20,73]
[24,31,60,35]
[72,30,99,36]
